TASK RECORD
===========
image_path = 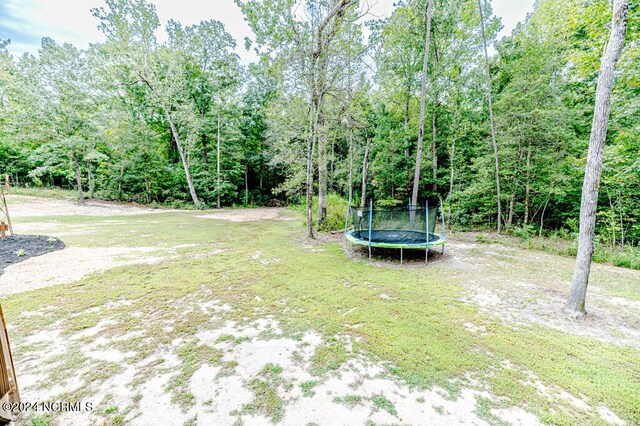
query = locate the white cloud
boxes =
[3,0,534,61]
[492,0,535,38]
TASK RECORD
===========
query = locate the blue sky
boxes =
[0,0,535,63]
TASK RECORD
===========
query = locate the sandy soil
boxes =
[0,246,174,296]
[6,195,171,217]
[446,239,640,350]
[15,300,542,426]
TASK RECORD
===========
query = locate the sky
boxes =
[0,0,535,63]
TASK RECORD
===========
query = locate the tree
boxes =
[566,0,629,319]
[10,39,99,205]
[411,0,434,209]
[477,0,502,232]
[238,0,356,237]
[92,0,239,207]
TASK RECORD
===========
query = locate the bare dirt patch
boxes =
[6,194,172,217]
[15,299,542,426]
[447,237,640,349]
[0,246,172,296]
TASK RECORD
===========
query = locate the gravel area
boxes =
[0,235,65,275]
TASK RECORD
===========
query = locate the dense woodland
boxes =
[0,0,638,245]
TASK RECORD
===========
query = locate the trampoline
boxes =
[344,201,446,264]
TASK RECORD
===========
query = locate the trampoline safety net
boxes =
[347,204,441,246]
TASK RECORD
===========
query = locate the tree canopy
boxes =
[0,0,638,248]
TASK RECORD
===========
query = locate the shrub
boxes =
[295,193,350,232]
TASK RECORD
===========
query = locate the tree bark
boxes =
[317,113,328,227]
[404,92,410,157]
[245,165,249,206]
[87,164,94,199]
[72,146,85,206]
[524,141,531,224]
[347,32,354,208]
[507,192,515,227]
[217,114,221,209]
[360,136,371,209]
[411,0,434,208]
[166,112,200,207]
[477,0,502,233]
[432,100,438,191]
[305,98,318,239]
[448,139,455,230]
[348,129,354,207]
[566,0,628,319]
[202,133,208,166]
[539,196,549,237]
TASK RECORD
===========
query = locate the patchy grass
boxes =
[310,339,348,375]
[475,396,510,426]
[371,394,398,417]
[3,201,640,425]
[333,394,364,408]
[10,186,78,200]
[241,364,286,422]
[471,230,640,271]
[167,339,223,408]
[299,380,319,397]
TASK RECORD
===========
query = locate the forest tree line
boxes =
[0,0,638,245]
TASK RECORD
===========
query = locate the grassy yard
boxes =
[1,194,639,425]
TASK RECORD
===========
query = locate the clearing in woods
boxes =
[1,194,638,425]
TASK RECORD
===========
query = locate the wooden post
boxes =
[0,186,12,237]
[0,304,19,422]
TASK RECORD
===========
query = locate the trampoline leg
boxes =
[442,244,445,255]
[400,248,403,266]
[368,245,371,262]
[425,247,429,265]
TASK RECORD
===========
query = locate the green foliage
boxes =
[0,0,639,246]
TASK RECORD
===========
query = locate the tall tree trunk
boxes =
[88,167,94,199]
[202,133,208,166]
[404,93,410,157]
[348,130,354,207]
[305,97,318,239]
[347,36,354,208]
[448,139,455,230]
[217,114,221,209]
[539,196,549,237]
[524,141,531,224]
[432,101,438,191]
[72,146,85,206]
[477,0,502,233]
[317,114,328,227]
[245,165,249,206]
[411,0,434,208]
[166,112,199,207]
[507,192,515,227]
[360,136,371,209]
[566,0,628,319]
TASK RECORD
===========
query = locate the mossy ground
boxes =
[2,195,639,425]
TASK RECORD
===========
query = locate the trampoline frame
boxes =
[344,200,447,265]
